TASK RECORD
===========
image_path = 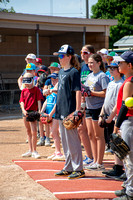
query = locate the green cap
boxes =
[49,62,61,69]
[108,51,118,57]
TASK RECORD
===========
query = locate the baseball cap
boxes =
[99,48,108,55]
[25,63,36,70]
[36,58,42,64]
[49,62,61,69]
[53,44,74,55]
[113,51,133,63]
[108,60,119,68]
[48,73,58,79]
[37,65,48,73]
[107,51,118,57]
[25,53,36,60]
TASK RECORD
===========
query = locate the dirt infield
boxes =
[0,112,114,200]
[0,112,57,200]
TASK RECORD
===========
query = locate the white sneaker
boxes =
[51,144,55,148]
[32,151,41,159]
[84,162,97,170]
[47,153,56,160]
[96,163,105,170]
[45,137,51,146]
[52,153,65,161]
[22,151,32,157]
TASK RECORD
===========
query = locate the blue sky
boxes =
[0,0,98,18]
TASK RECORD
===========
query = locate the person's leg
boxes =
[51,119,61,153]
[92,120,105,165]
[23,117,32,152]
[78,116,93,159]
[59,120,73,172]
[121,118,133,197]
[30,121,37,152]
[45,123,51,146]
[86,118,97,163]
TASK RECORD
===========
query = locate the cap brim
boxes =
[113,56,125,62]
[53,52,66,55]
[38,69,45,73]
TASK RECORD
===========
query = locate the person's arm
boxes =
[40,100,47,113]
[106,104,117,123]
[76,90,81,111]
[20,102,27,116]
[37,100,42,113]
[18,75,23,90]
[90,89,106,98]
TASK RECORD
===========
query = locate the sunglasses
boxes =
[80,51,90,55]
[108,67,117,71]
[58,54,65,59]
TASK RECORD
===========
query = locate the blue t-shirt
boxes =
[45,92,57,118]
[45,78,53,88]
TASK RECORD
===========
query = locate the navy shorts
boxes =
[85,108,102,121]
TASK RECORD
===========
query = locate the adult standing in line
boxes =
[84,53,109,170]
[54,44,85,179]
[79,44,95,165]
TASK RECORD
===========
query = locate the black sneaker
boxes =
[55,169,72,176]
[68,170,85,179]
[102,165,124,178]
[115,188,126,197]
[115,172,127,182]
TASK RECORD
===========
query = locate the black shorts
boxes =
[85,108,102,121]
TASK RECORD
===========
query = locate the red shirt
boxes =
[117,76,133,117]
[19,86,43,111]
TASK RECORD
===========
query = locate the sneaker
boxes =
[105,148,114,155]
[32,151,41,159]
[68,170,85,179]
[37,137,45,146]
[52,153,65,161]
[51,143,55,148]
[83,155,93,165]
[22,151,32,157]
[45,137,51,146]
[103,165,124,178]
[84,162,104,170]
[47,153,56,160]
[115,188,126,197]
[55,169,72,176]
[113,194,133,200]
[115,172,127,182]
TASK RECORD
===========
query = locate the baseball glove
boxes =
[38,72,47,88]
[110,133,130,160]
[81,84,91,97]
[98,114,109,128]
[40,114,52,124]
[63,110,84,130]
[26,111,40,122]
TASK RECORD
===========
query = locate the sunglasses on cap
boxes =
[58,54,65,59]
[80,51,90,55]
[22,77,33,84]
[108,67,118,71]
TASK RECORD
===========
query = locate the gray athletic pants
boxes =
[59,120,83,172]
[121,117,133,197]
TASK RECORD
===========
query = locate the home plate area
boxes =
[13,159,123,199]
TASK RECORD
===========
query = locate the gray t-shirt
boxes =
[104,78,124,116]
[85,71,109,109]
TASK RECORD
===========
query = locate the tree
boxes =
[91,0,133,48]
[0,0,15,13]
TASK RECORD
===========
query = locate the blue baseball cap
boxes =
[25,63,36,70]
[113,51,133,63]
[108,60,119,67]
[48,73,58,79]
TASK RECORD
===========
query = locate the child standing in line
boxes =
[20,72,43,159]
[53,44,85,179]
[41,73,65,161]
